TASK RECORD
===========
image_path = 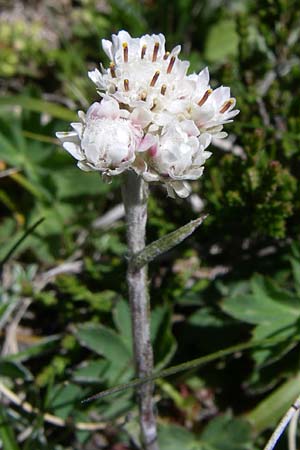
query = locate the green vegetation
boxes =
[0,0,300,449]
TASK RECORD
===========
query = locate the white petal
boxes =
[62,141,84,160]
[84,143,99,165]
[71,122,83,136]
[180,120,199,137]
[143,171,159,182]
[130,107,152,128]
[166,183,176,198]
[199,133,212,148]
[172,181,191,198]
[170,45,181,56]
[88,69,106,89]
[101,39,113,60]
[56,131,77,142]
[78,111,86,122]
[212,86,230,104]
[198,67,210,86]
[213,131,228,139]
[86,99,119,120]
[138,134,157,152]
[77,161,93,171]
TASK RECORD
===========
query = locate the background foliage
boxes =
[0,0,300,449]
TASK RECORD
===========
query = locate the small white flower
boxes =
[89,30,190,113]
[152,67,239,138]
[88,31,239,137]
[142,120,212,198]
[56,97,151,176]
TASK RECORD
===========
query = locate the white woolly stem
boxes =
[122,171,159,450]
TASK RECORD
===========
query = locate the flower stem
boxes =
[122,171,159,450]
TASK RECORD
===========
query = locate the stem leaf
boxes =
[132,215,206,270]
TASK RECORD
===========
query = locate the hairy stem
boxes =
[122,171,159,450]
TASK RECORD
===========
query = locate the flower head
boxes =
[142,120,212,197]
[56,97,152,176]
[57,30,239,197]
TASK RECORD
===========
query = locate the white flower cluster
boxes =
[57,30,239,197]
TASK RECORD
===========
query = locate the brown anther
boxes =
[167,56,175,74]
[198,89,213,107]
[124,79,129,91]
[163,51,170,60]
[152,42,159,62]
[161,84,167,95]
[150,99,157,111]
[122,42,128,62]
[219,98,234,113]
[140,91,147,101]
[150,70,160,87]
[141,44,147,59]
[109,62,116,78]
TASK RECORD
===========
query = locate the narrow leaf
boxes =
[0,217,45,267]
[22,130,58,144]
[0,404,20,450]
[246,372,300,433]
[132,215,206,270]
[1,334,61,362]
[0,96,77,121]
[81,333,300,404]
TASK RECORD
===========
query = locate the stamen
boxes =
[150,100,157,111]
[198,89,212,106]
[161,84,167,95]
[124,79,129,91]
[122,42,128,62]
[167,56,175,74]
[109,62,116,78]
[152,42,159,62]
[163,51,170,60]
[141,44,147,59]
[140,91,147,101]
[150,70,160,87]
[220,98,234,113]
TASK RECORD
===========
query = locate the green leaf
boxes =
[0,361,33,381]
[246,372,300,433]
[158,415,253,450]
[76,323,132,362]
[113,299,132,349]
[205,19,239,62]
[222,274,300,365]
[158,424,196,450]
[51,168,109,200]
[188,307,228,328]
[151,305,177,370]
[0,96,77,121]
[47,383,82,419]
[0,404,20,450]
[1,335,61,362]
[290,256,300,296]
[72,360,110,384]
[200,414,253,450]
[222,274,300,326]
[75,323,134,385]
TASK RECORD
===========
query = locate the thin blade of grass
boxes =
[0,96,77,122]
[82,334,300,404]
[0,217,45,267]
